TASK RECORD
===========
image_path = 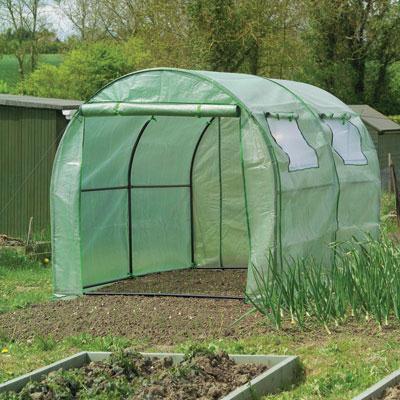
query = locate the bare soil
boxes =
[381,384,400,399]
[96,269,247,297]
[0,295,264,345]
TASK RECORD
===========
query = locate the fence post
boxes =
[388,153,393,193]
[389,159,400,226]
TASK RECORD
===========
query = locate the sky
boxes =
[41,3,74,40]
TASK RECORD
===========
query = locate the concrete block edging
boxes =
[353,369,400,400]
[0,352,299,400]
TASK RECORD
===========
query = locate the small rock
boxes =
[208,386,222,399]
[30,392,43,400]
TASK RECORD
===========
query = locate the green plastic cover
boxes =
[51,68,380,296]
[80,102,240,117]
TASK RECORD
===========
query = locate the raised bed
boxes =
[353,369,400,400]
[0,351,299,399]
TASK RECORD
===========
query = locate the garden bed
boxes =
[353,369,400,399]
[0,350,298,400]
[91,268,247,298]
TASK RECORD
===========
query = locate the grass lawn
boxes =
[0,54,63,88]
[0,195,399,399]
[1,324,400,399]
[0,251,51,314]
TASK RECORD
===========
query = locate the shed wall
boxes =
[378,132,400,189]
[0,105,67,238]
[365,124,400,189]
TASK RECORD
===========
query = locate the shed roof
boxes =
[0,94,82,110]
[349,104,400,134]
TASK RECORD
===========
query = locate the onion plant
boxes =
[246,232,400,332]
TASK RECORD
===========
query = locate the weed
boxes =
[66,334,132,352]
[183,343,216,360]
[0,250,36,269]
[34,336,57,352]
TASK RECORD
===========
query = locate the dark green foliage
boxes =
[302,0,400,113]
[3,0,400,112]
[188,0,243,71]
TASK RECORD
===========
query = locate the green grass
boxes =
[0,250,52,314]
[0,54,63,88]
[381,192,398,234]
[1,331,400,399]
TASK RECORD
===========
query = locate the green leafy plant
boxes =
[247,232,400,332]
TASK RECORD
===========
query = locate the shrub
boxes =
[22,38,152,100]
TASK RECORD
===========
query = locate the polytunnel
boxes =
[50,68,380,297]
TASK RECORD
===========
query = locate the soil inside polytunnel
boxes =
[92,268,247,298]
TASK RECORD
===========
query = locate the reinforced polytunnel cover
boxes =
[51,68,380,297]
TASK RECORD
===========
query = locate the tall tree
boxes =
[188,0,243,71]
[304,0,400,105]
[58,0,103,41]
[368,1,400,107]
[0,0,44,79]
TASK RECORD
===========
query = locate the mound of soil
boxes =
[381,384,400,399]
[96,269,247,297]
[0,349,267,400]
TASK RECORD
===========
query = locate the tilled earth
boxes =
[0,269,262,345]
[96,269,247,297]
[0,295,264,345]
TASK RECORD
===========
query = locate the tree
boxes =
[56,0,103,41]
[186,0,305,77]
[304,0,400,106]
[187,0,243,71]
[368,1,400,109]
[0,0,45,79]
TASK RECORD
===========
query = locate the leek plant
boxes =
[247,233,400,332]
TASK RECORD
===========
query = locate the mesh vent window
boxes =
[324,119,367,165]
[267,117,318,171]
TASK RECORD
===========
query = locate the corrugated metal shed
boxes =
[0,94,82,110]
[350,104,400,134]
[0,95,82,239]
[350,104,400,188]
